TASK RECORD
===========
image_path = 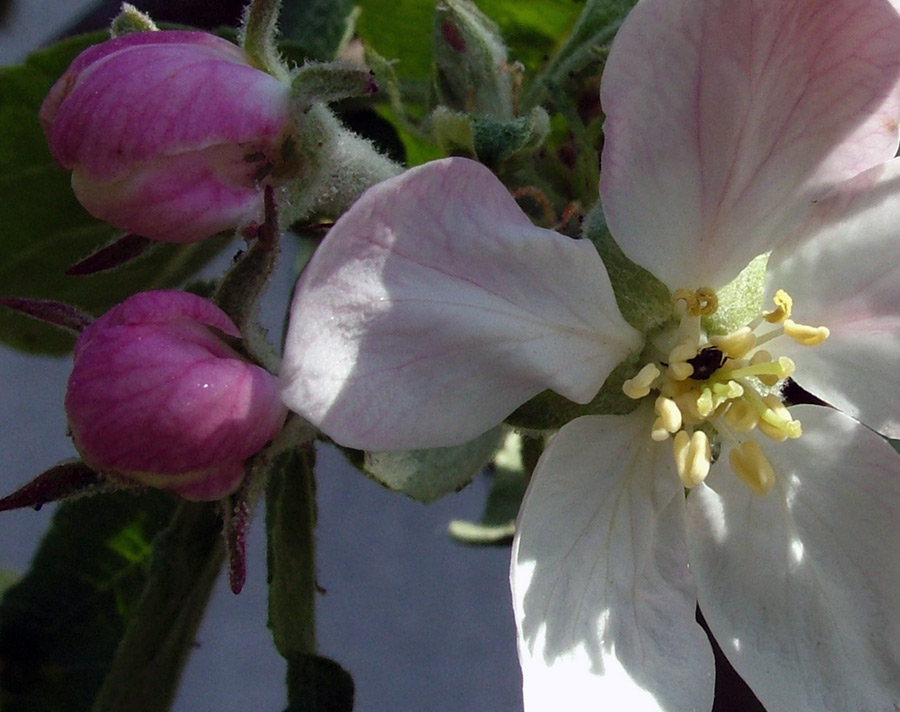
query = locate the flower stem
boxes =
[265,445,318,702]
[90,501,224,712]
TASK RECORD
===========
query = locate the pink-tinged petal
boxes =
[67,291,286,501]
[767,158,900,436]
[686,407,900,711]
[44,33,289,180]
[71,147,264,243]
[512,412,714,712]
[75,289,240,358]
[601,0,900,290]
[280,158,642,451]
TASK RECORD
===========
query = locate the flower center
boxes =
[622,287,829,495]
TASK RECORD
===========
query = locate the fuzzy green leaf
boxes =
[363,427,503,503]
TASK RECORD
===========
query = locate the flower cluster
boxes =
[279,0,900,708]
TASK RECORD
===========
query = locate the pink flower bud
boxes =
[40,31,294,243]
[65,290,287,501]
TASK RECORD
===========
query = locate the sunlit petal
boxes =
[513,411,714,712]
[687,406,900,711]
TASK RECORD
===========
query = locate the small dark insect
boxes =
[687,347,727,380]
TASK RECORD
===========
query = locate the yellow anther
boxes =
[672,288,698,313]
[756,394,802,441]
[673,430,711,487]
[763,289,793,323]
[729,440,775,495]
[654,396,683,434]
[783,319,830,346]
[694,287,718,316]
[667,342,696,380]
[749,350,778,386]
[696,387,715,418]
[651,418,671,441]
[622,363,661,399]
[672,287,718,316]
[710,327,756,359]
[674,392,704,424]
[723,399,759,432]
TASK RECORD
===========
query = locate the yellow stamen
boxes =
[667,341,696,380]
[783,319,830,346]
[673,430,711,487]
[723,399,758,432]
[694,287,718,316]
[755,394,802,441]
[622,363,661,399]
[672,287,718,316]
[749,350,778,386]
[763,289,793,323]
[654,396,682,434]
[710,327,756,359]
[729,441,775,495]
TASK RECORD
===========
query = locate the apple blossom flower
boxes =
[40,31,294,243]
[67,290,286,501]
[280,0,900,708]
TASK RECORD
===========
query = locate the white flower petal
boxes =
[281,158,640,450]
[512,412,714,712]
[686,406,900,711]
[601,0,900,290]
[767,158,900,436]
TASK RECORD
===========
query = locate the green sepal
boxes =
[472,107,550,169]
[430,106,476,157]
[362,427,503,503]
[0,491,177,712]
[110,4,158,35]
[582,204,672,334]
[703,253,769,335]
[290,62,377,112]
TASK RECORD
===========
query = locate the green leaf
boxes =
[0,34,234,355]
[0,491,177,712]
[448,431,530,545]
[279,0,355,60]
[363,427,503,503]
[89,501,225,712]
[525,0,637,108]
[267,448,316,660]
